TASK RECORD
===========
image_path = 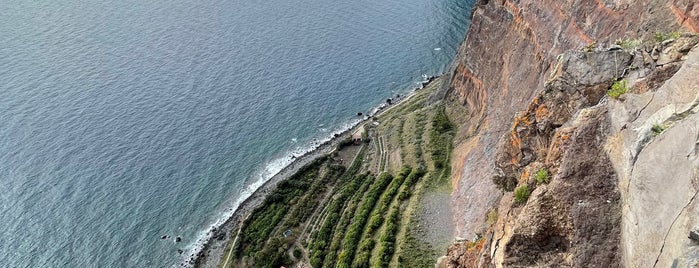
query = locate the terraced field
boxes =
[221,78,456,268]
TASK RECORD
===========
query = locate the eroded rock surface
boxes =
[442,17,699,267]
[486,49,631,267]
[444,0,699,242]
[607,46,699,268]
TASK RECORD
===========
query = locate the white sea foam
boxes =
[181,118,364,267]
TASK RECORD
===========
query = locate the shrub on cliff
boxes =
[654,31,682,42]
[514,185,531,205]
[607,80,628,99]
[485,208,498,225]
[535,168,550,184]
[651,124,665,135]
[615,38,640,51]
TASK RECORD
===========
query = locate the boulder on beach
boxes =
[215,232,226,240]
[175,236,182,243]
[161,235,168,239]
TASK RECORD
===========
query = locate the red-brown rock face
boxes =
[446,0,698,247]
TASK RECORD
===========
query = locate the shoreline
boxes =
[186,74,441,268]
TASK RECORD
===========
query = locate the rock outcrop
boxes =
[443,36,699,267]
[441,1,699,266]
[490,49,630,268]
[608,40,699,268]
[444,0,699,243]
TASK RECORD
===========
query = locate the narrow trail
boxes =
[221,215,247,268]
[290,144,367,263]
[291,174,341,257]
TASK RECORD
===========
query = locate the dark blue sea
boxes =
[0,0,474,266]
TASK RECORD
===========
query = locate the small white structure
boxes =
[351,126,365,143]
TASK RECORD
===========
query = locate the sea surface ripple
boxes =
[0,0,474,266]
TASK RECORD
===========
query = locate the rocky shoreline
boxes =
[187,75,441,267]
[189,127,340,268]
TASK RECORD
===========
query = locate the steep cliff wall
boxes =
[442,0,699,267]
[445,0,699,241]
[604,37,699,267]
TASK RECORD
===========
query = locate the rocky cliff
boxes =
[441,0,699,267]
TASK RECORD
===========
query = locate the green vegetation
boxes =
[535,168,550,184]
[352,168,409,267]
[413,111,427,167]
[336,172,393,268]
[429,105,453,170]
[373,204,401,268]
[235,157,329,267]
[397,118,406,160]
[308,147,368,267]
[395,103,455,267]
[287,164,345,226]
[337,137,356,150]
[397,168,425,201]
[669,31,682,40]
[426,104,455,190]
[309,173,368,267]
[607,79,628,99]
[293,248,302,259]
[222,78,456,268]
[486,208,498,226]
[514,185,531,205]
[651,123,665,135]
[615,38,640,50]
[397,212,436,267]
[366,168,409,234]
[320,173,375,268]
[654,31,682,42]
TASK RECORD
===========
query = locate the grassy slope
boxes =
[220,78,456,268]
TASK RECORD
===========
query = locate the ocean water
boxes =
[0,0,474,266]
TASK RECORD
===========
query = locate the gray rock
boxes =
[690,228,699,242]
[608,48,699,267]
[657,37,699,65]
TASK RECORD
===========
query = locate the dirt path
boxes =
[289,177,338,259]
[220,214,248,268]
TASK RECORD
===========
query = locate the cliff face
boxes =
[443,0,699,267]
[608,43,699,267]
